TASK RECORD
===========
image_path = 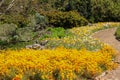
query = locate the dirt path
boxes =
[93,28,120,80]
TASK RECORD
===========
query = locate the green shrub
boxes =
[0,23,34,43]
[0,23,17,42]
[0,23,38,49]
[15,27,35,42]
[39,27,73,40]
[48,27,67,38]
[34,13,48,26]
[1,14,29,27]
[0,23,17,49]
[115,26,120,40]
[43,11,88,28]
[28,13,48,31]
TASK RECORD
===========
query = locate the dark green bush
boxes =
[43,11,88,28]
[115,26,120,40]
[0,14,29,27]
[1,0,120,23]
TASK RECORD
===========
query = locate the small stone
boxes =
[26,43,45,50]
[26,45,32,49]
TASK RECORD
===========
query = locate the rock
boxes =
[26,43,45,50]
[32,44,41,49]
[26,45,33,49]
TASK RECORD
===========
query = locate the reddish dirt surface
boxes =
[93,28,120,80]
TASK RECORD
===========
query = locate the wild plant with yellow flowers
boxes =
[45,22,120,50]
[0,45,118,80]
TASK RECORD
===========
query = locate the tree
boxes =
[91,0,118,22]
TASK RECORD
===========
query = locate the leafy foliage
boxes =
[45,22,120,50]
[15,27,35,42]
[0,12,49,49]
[0,23,17,42]
[0,23,17,49]
[43,11,88,28]
[1,0,120,23]
[39,27,73,40]
[0,14,29,27]
[115,26,120,40]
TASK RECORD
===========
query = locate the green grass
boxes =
[39,27,73,40]
[115,26,120,40]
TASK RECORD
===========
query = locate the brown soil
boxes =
[93,28,120,80]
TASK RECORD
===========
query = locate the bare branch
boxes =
[5,0,15,12]
[0,0,5,7]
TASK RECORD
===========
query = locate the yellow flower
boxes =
[12,74,22,80]
[0,45,118,80]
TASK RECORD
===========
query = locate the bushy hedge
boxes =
[0,12,49,49]
[115,26,120,40]
[0,23,17,42]
[1,0,120,22]
[0,14,29,27]
[0,23,17,49]
[43,11,88,28]
[15,27,35,42]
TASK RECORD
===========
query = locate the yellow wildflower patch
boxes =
[45,22,120,50]
[0,45,118,80]
[69,22,120,38]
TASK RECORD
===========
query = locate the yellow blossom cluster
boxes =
[46,22,120,50]
[70,22,120,37]
[0,45,118,80]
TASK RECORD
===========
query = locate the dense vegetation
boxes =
[1,0,120,22]
[45,23,119,50]
[0,46,118,80]
[0,0,120,80]
[0,0,120,49]
[115,26,120,40]
[0,22,119,80]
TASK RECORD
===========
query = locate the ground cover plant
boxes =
[44,22,120,50]
[115,26,120,40]
[0,45,118,80]
[0,22,119,80]
[0,0,120,79]
[39,27,73,40]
